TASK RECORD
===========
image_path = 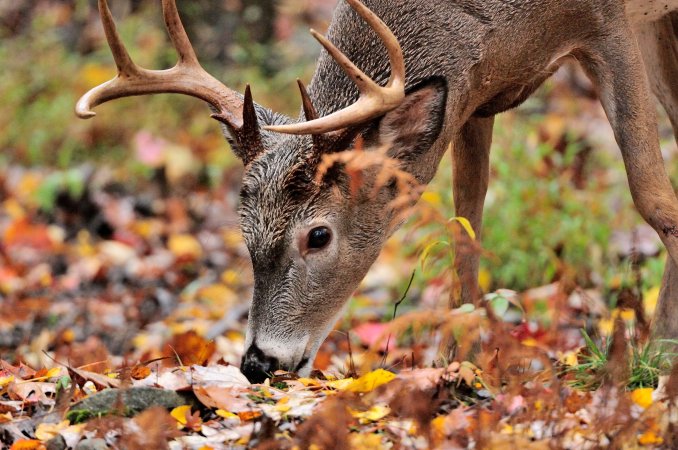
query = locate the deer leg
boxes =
[580,27,678,339]
[636,13,678,340]
[452,116,494,307]
[636,13,678,143]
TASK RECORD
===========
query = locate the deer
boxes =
[76,0,678,383]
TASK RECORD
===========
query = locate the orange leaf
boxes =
[10,440,45,450]
[165,331,215,366]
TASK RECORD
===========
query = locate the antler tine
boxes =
[264,0,405,135]
[161,0,199,66]
[76,0,245,128]
[99,0,137,76]
[297,79,318,121]
[297,79,332,151]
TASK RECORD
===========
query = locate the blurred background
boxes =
[1,0,677,374]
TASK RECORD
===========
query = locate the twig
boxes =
[381,270,416,367]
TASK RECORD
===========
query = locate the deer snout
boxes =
[240,337,311,383]
[241,343,280,384]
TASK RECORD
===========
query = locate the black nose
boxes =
[241,343,280,383]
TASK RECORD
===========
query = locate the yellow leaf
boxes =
[350,404,390,424]
[449,216,476,240]
[0,375,15,387]
[168,234,203,259]
[598,318,613,337]
[644,286,660,317]
[638,429,664,445]
[421,191,442,206]
[61,329,75,344]
[35,421,69,441]
[297,378,321,387]
[478,268,492,293]
[619,308,635,322]
[326,378,354,390]
[431,416,447,442]
[521,338,538,347]
[345,369,396,393]
[275,403,292,413]
[558,350,579,367]
[170,405,192,426]
[198,284,236,305]
[215,409,239,420]
[221,269,240,286]
[33,367,62,382]
[3,199,25,220]
[630,388,654,409]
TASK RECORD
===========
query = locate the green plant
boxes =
[566,329,678,391]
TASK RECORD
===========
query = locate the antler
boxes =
[76,0,249,131]
[264,0,406,135]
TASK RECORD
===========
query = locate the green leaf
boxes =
[487,294,509,317]
[456,303,475,314]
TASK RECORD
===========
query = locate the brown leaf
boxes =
[130,365,152,380]
[193,385,251,412]
[164,331,215,366]
[9,382,56,404]
[119,406,182,448]
[68,367,121,390]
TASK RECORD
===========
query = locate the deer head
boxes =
[77,0,448,383]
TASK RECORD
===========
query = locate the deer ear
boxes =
[373,77,447,176]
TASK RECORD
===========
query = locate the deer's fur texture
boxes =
[232,0,678,382]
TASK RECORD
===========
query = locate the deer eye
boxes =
[307,226,331,250]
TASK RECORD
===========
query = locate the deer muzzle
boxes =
[240,332,312,383]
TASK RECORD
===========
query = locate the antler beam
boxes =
[75,0,245,128]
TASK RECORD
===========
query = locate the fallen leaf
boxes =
[34,420,70,441]
[193,386,251,412]
[130,365,152,380]
[350,404,390,424]
[165,331,215,366]
[68,367,120,390]
[630,388,653,409]
[9,440,46,450]
[190,365,249,387]
[344,369,396,393]
[170,405,192,427]
[9,382,56,404]
[168,234,203,260]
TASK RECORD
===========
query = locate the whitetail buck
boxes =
[77,0,678,383]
